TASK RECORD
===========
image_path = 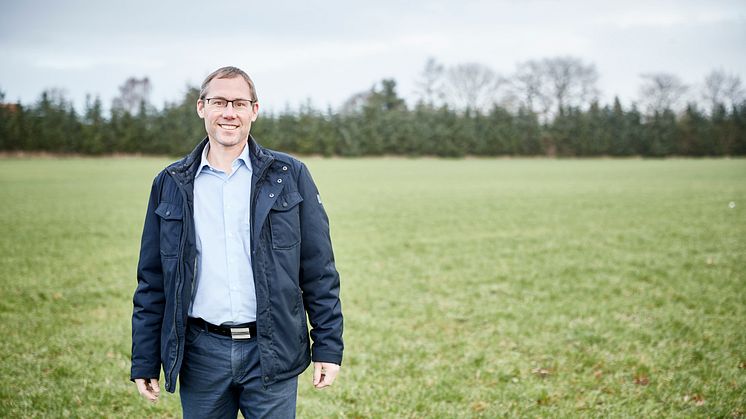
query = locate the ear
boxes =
[250,102,260,122]
[196,99,205,118]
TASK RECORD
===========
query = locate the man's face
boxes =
[196,76,259,149]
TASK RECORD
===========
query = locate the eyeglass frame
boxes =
[202,97,256,111]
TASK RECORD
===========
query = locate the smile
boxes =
[218,124,239,130]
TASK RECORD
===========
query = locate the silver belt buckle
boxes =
[230,327,252,340]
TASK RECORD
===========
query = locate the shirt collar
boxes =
[196,142,212,176]
[236,141,251,171]
[196,141,252,177]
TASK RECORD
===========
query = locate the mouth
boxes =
[218,123,239,131]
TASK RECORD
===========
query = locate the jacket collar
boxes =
[248,135,274,178]
[168,135,273,185]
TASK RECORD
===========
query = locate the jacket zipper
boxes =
[250,157,275,251]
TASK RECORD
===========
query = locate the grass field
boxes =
[0,156,744,418]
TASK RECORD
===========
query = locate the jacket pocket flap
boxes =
[272,191,303,211]
[155,202,183,220]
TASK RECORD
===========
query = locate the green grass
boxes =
[1,157,744,418]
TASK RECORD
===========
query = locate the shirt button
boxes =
[282,202,288,207]
[165,211,171,216]
[282,166,288,171]
[269,193,275,198]
[277,178,282,183]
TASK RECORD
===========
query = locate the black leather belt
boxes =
[188,317,257,340]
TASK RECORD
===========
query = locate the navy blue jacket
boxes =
[131,137,343,393]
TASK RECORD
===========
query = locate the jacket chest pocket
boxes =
[155,202,183,258]
[269,191,303,250]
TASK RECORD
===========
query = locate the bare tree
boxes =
[339,90,370,115]
[442,62,503,112]
[638,73,688,114]
[702,69,745,111]
[112,77,152,114]
[509,60,551,115]
[413,57,445,107]
[542,56,599,113]
[508,56,598,119]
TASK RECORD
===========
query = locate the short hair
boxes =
[199,66,258,102]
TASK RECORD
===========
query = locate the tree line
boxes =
[1,56,745,157]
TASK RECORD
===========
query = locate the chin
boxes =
[216,138,239,146]
[216,136,245,147]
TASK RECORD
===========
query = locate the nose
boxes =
[221,102,238,117]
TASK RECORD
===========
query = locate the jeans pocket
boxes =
[185,324,205,347]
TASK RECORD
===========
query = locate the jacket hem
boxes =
[270,358,312,385]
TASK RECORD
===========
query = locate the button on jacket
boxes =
[130,137,344,393]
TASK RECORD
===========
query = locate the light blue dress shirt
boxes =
[189,142,256,325]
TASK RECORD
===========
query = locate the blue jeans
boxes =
[179,323,298,418]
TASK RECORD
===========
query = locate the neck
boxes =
[206,138,247,175]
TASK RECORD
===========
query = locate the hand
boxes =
[312,362,340,389]
[135,378,160,402]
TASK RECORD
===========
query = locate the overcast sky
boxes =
[1,0,744,113]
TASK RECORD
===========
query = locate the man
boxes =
[131,66,343,418]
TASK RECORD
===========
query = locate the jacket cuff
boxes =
[311,349,343,366]
[130,366,161,381]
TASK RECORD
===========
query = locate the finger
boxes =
[317,374,335,388]
[135,379,158,402]
[135,379,149,395]
[318,367,338,388]
[136,383,152,400]
[313,363,337,389]
[313,363,323,386]
[149,378,160,396]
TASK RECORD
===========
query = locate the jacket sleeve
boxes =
[297,163,344,365]
[131,173,166,380]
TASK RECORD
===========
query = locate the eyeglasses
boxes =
[203,97,255,111]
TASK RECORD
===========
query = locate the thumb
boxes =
[313,363,323,386]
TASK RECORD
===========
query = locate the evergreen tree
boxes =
[583,101,610,155]
[515,108,542,156]
[153,86,203,155]
[3,73,746,158]
[709,104,732,155]
[31,90,76,151]
[645,110,677,157]
[0,90,11,150]
[731,102,746,155]
[482,105,515,155]
[608,98,633,156]
[676,104,711,156]
[625,104,645,156]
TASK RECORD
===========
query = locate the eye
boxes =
[210,99,226,107]
[235,100,250,109]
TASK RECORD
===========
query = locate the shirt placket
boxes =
[224,162,241,321]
